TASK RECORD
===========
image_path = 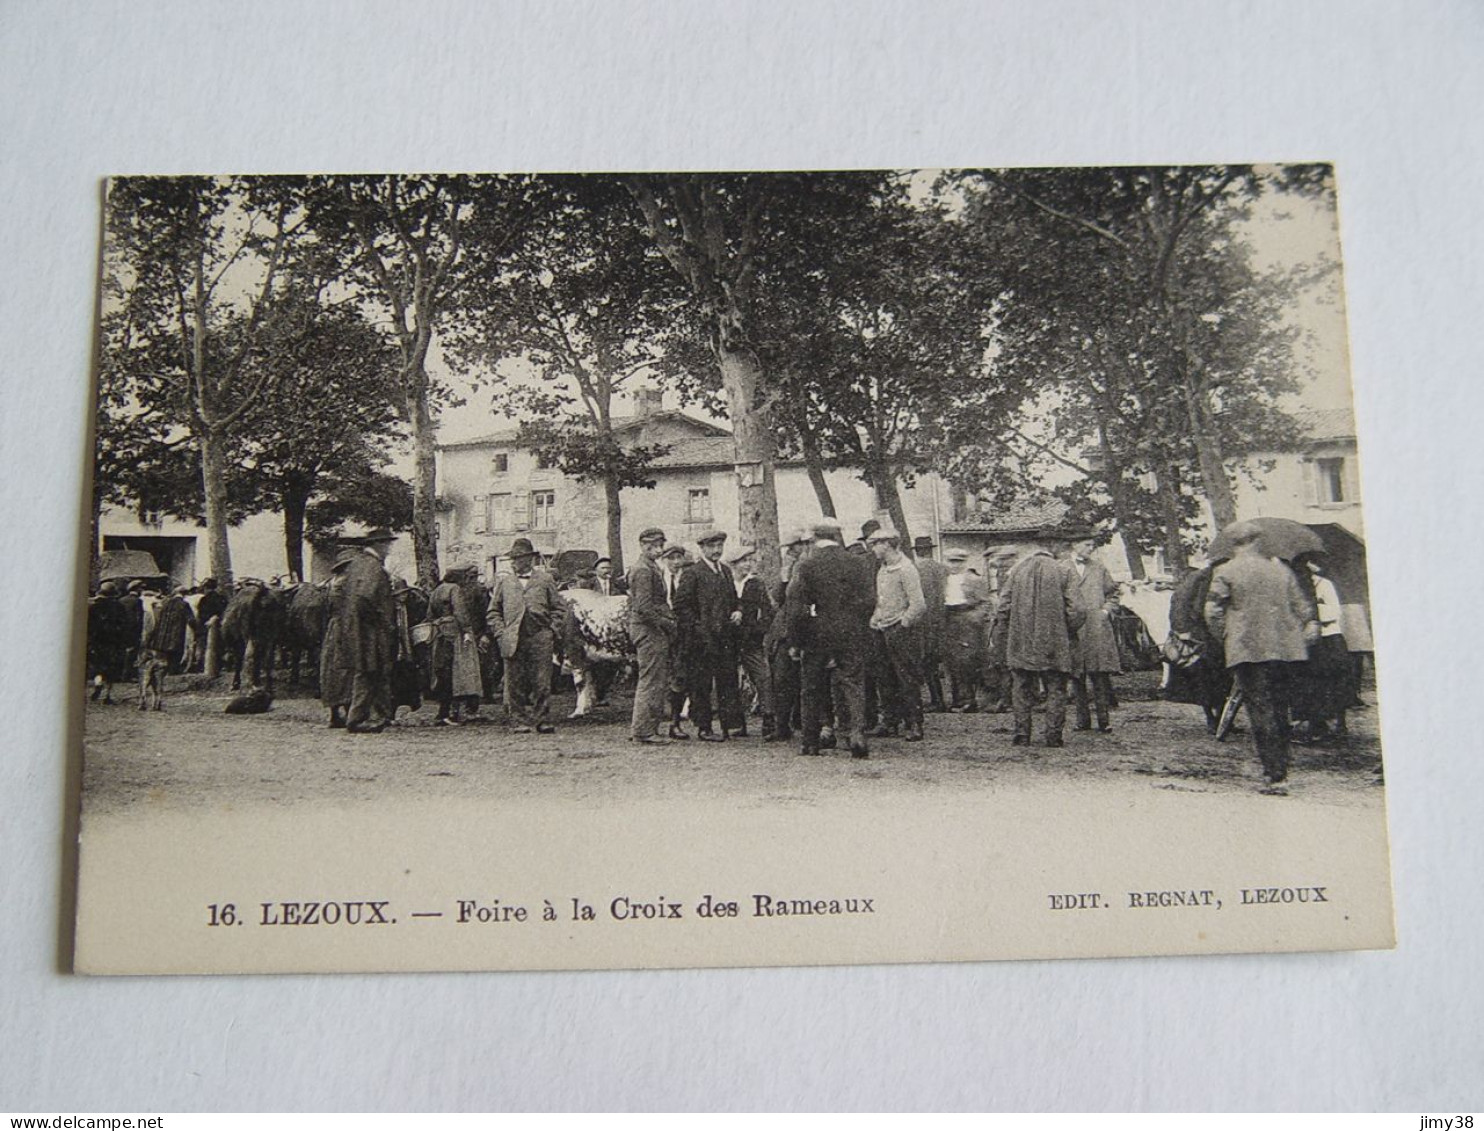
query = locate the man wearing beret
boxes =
[674,530,745,740]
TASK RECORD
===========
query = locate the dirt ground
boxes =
[80,670,1386,818]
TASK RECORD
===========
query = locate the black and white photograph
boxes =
[7,0,1484,1114]
[75,167,1395,974]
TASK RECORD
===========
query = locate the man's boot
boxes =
[668,693,690,740]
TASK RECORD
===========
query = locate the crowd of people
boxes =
[86,515,1368,791]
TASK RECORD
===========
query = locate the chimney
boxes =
[632,387,663,419]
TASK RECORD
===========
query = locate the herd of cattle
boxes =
[86,574,632,711]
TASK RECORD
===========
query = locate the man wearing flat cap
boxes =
[334,528,399,733]
[992,526,1085,748]
[625,528,677,743]
[487,537,563,734]
[583,556,627,598]
[786,519,876,757]
[674,530,745,740]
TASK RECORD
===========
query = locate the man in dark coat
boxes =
[143,585,196,673]
[912,535,950,712]
[993,527,1085,747]
[787,520,877,758]
[1066,530,1122,734]
[319,551,355,728]
[487,538,563,734]
[334,529,398,734]
[1165,560,1230,732]
[585,556,628,598]
[674,530,745,740]
[1204,522,1319,789]
[728,543,776,736]
[87,581,134,703]
[764,528,812,742]
[626,527,677,744]
[118,580,146,676]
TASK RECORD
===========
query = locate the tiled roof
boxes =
[940,499,1068,535]
[1290,407,1356,442]
[650,436,737,469]
[437,410,728,451]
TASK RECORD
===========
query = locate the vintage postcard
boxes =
[73,167,1394,974]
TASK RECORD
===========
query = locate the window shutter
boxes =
[513,490,531,531]
[472,494,487,534]
[1300,458,1317,506]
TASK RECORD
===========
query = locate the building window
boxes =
[487,493,512,532]
[492,453,509,475]
[686,487,712,523]
[532,490,557,530]
[1316,457,1346,503]
[535,451,556,471]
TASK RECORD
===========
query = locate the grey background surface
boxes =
[1,0,1479,1112]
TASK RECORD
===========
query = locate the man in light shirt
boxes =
[868,525,927,741]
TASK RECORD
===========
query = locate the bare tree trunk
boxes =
[89,490,103,587]
[604,474,625,575]
[407,386,441,590]
[715,346,781,587]
[1154,462,1190,579]
[796,420,837,519]
[871,459,913,552]
[281,484,309,582]
[1170,332,1239,529]
[200,428,234,585]
[1182,379,1238,529]
[1098,427,1147,580]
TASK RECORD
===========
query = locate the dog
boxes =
[223,687,273,715]
[137,648,169,712]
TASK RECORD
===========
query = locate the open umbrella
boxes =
[1207,516,1326,563]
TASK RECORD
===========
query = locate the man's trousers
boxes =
[347,670,393,731]
[1012,668,1068,742]
[875,624,925,731]
[1232,661,1295,782]
[630,631,671,739]
[504,627,554,728]
[801,643,864,749]
[689,642,744,735]
[1071,671,1114,730]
